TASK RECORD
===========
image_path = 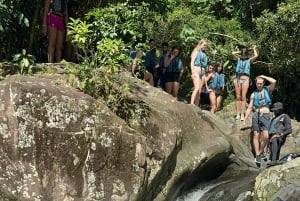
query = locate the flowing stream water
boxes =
[175,170,258,201]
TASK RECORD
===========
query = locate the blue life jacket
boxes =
[236,58,250,75]
[159,55,165,69]
[253,87,272,108]
[194,50,208,68]
[166,57,182,73]
[209,72,225,89]
[269,114,287,134]
[145,49,158,72]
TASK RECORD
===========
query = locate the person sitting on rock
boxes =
[267,102,292,166]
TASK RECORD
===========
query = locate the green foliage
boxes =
[255,0,300,118]
[0,0,30,60]
[67,18,92,57]
[148,5,254,102]
[13,49,35,75]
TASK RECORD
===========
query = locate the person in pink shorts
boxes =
[43,0,68,63]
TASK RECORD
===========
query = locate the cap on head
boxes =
[271,102,283,111]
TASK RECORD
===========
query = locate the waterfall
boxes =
[176,181,229,201]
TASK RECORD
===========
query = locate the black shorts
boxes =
[164,72,180,83]
[252,112,270,132]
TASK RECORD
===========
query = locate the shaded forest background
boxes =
[1,0,300,120]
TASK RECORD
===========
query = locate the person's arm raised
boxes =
[258,75,276,92]
[232,50,240,60]
[249,45,258,62]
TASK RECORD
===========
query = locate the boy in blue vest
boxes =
[241,75,276,163]
[145,39,160,87]
[267,102,292,166]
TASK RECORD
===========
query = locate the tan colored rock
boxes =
[254,157,300,201]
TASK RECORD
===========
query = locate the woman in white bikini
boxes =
[232,45,258,120]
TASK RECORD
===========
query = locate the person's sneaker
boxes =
[240,114,245,121]
[267,160,277,166]
[260,153,268,161]
[255,155,261,164]
[235,114,240,120]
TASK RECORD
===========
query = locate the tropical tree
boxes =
[255,0,300,118]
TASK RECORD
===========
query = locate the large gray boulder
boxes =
[254,158,300,201]
[0,73,232,201]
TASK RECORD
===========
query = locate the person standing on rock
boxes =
[145,39,160,87]
[190,39,208,106]
[241,75,276,164]
[232,45,258,121]
[267,102,292,166]
[43,0,68,63]
[164,46,184,98]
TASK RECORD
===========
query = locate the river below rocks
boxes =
[176,168,259,201]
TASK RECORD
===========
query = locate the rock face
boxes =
[254,158,300,201]
[0,75,148,200]
[0,74,232,201]
[1,72,300,201]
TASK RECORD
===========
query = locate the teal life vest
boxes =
[166,57,182,73]
[269,114,286,134]
[253,87,272,108]
[194,50,208,68]
[209,72,225,89]
[236,58,250,76]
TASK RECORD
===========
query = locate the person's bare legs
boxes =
[216,95,222,111]
[172,81,180,98]
[165,82,173,95]
[47,27,58,63]
[191,75,202,105]
[145,72,154,86]
[234,79,241,119]
[55,30,65,62]
[209,91,217,113]
[253,131,261,157]
[260,130,269,155]
[240,79,249,120]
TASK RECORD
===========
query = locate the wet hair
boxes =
[171,45,179,51]
[240,48,249,58]
[214,63,223,73]
[255,76,265,84]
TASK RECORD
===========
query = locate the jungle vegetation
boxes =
[1,0,300,120]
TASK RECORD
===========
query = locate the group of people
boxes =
[240,75,292,166]
[190,39,225,113]
[132,38,292,166]
[131,39,184,98]
[43,0,79,63]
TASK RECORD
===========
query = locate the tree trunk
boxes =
[28,3,42,54]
